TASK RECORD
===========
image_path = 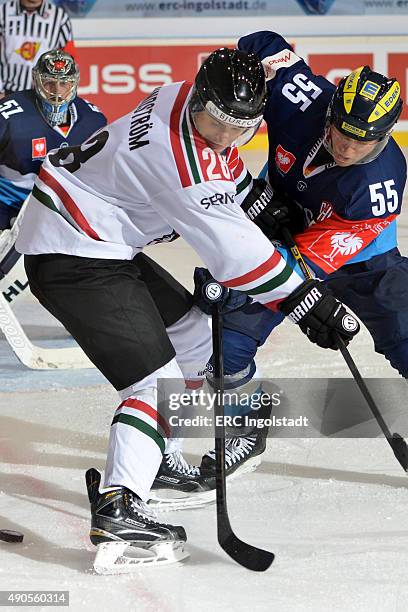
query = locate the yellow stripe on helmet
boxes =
[343,66,365,114]
[367,81,401,123]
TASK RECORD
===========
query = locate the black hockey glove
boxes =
[241,178,304,240]
[193,267,251,315]
[279,279,360,350]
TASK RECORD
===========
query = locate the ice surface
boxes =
[0,151,407,612]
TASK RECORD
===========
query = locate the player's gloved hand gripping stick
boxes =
[281,225,408,473]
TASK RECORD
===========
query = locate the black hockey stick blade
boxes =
[218,516,275,571]
[390,433,408,473]
[215,436,275,571]
[336,335,408,473]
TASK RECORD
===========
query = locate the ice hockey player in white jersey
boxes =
[16,48,360,572]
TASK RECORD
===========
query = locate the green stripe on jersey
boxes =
[246,261,294,296]
[236,171,252,195]
[182,111,201,184]
[33,184,80,232]
[112,413,165,454]
[33,184,61,214]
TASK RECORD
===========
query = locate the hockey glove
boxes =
[193,267,250,315]
[279,279,360,350]
[241,178,304,240]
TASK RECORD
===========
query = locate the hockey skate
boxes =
[149,450,216,511]
[86,468,189,573]
[148,435,266,511]
[200,433,266,482]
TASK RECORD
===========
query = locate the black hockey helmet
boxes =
[190,48,266,147]
[33,49,79,126]
[324,65,403,163]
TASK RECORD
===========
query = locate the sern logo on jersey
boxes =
[32,137,47,160]
[275,144,296,174]
[15,42,41,62]
[262,49,301,81]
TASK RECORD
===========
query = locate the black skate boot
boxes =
[199,388,271,483]
[200,433,266,484]
[86,468,189,572]
[149,450,216,510]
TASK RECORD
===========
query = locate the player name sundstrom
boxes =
[288,286,322,323]
[246,184,275,220]
[128,87,160,151]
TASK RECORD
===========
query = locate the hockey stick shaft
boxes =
[281,226,408,471]
[0,200,94,370]
[212,302,228,513]
[211,298,274,570]
[0,291,94,370]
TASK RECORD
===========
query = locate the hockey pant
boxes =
[24,252,212,501]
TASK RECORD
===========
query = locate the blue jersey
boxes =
[238,31,407,273]
[0,89,106,214]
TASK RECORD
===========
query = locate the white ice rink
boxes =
[0,151,407,612]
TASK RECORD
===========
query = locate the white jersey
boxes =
[16,81,303,310]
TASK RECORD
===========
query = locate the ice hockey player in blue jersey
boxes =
[229,30,407,374]
[0,49,106,229]
[153,31,408,504]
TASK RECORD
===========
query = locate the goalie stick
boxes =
[209,282,274,571]
[0,290,94,370]
[281,226,408,473]
[0,201,94,370]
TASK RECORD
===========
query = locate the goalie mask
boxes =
[189,48,266,149]
[324,66,403,164]
[33,50,79,127]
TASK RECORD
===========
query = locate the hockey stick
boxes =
[210,284,274,571]
[0,200,94,370]
[0,290,94,370]
[281,226,408,472]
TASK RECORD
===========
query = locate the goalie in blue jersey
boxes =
[0,48,106,229]
[0,49,106,368]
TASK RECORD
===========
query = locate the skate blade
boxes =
[149,489,216,511]
[148,456,262,511]
[93,540,189,574]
